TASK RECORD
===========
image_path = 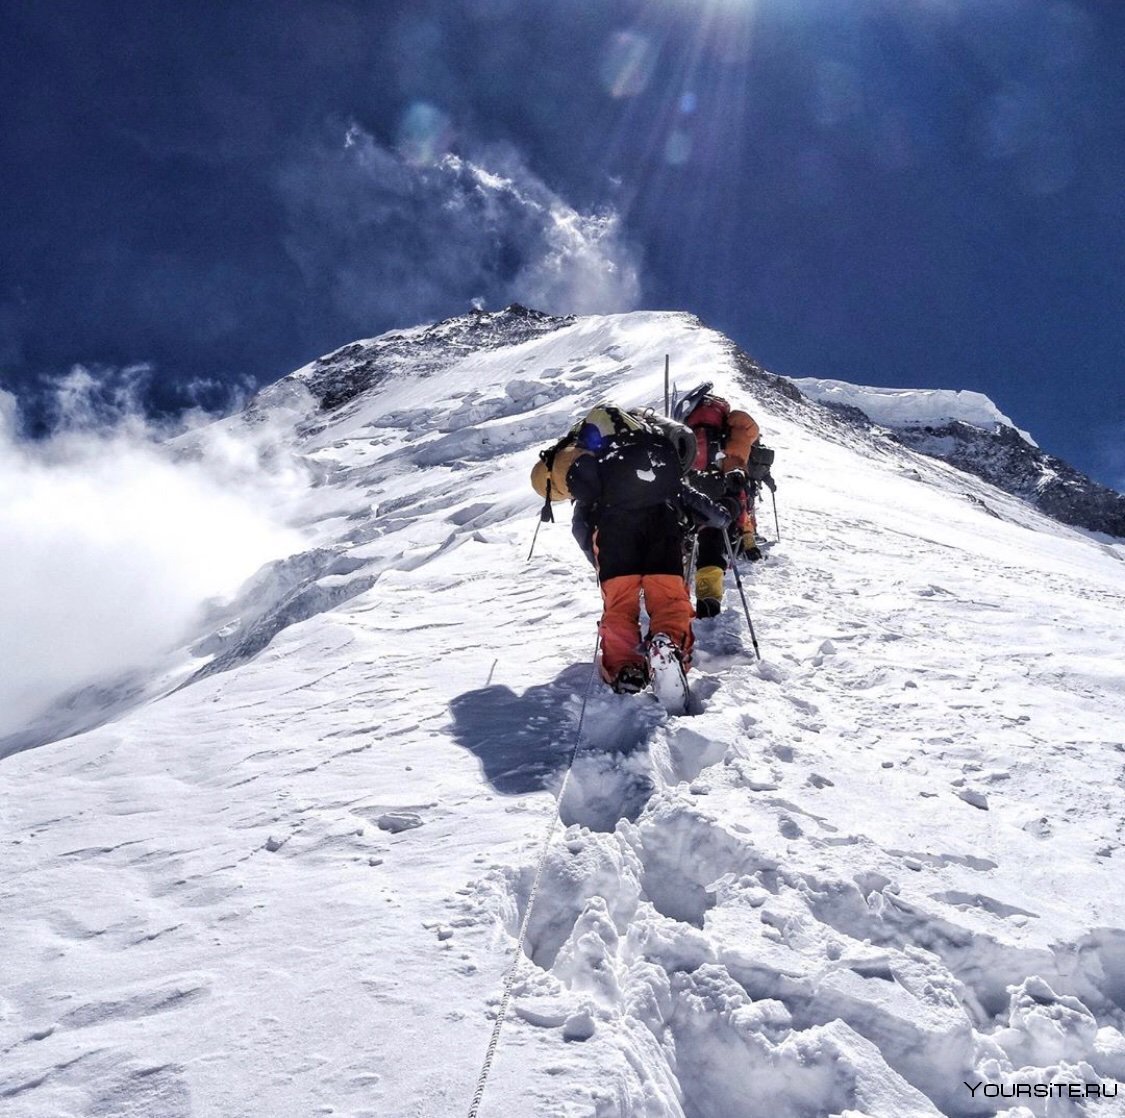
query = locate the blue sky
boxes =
[2,0,1122,487]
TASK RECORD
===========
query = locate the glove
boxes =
[724,469,747,495]
[762,472,777,493]
[699,498,735,531]
[720,496,741,527]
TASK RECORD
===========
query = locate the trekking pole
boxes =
[526,516,544,562]
[528,477,557,562]
[664,354,670,416]
[770,483,780,542]
[722,531,761,660]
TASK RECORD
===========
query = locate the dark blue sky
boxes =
[2,0,1123,486]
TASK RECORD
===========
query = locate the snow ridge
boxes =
[790,378,1036,445]
[273,303,574,415]
[2,309,1125,1117]
[791,377,1125,539]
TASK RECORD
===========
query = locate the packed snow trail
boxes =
[2,309,1125,1117]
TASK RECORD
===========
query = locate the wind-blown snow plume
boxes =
[277,124,641,325]
[0,372,305,742]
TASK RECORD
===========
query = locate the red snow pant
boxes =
[592,504,694,682]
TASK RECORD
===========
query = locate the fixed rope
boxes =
[466,634,603,1118]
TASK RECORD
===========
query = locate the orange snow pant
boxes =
[591,502,695,683]
[598,574,694,682]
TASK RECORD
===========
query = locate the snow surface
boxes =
[3,311,1125,1117]
[791,378,1039,448]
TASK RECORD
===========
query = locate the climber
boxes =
[673,382,771,617]
[532,403,734,708]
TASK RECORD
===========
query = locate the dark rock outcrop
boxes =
[290,304,574,413]
[891,420,1125,539]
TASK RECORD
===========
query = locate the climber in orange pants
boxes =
[565,405,735,693]
[593,508,696,686]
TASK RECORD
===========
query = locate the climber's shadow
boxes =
[449,663,656,795]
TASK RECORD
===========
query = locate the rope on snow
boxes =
[466,634,602,1118]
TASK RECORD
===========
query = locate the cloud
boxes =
[276,123,641,330]
[0,371,306,743]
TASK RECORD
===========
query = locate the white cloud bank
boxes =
[0,373,305,744]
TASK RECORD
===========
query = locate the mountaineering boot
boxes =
[739,528,763,562]
[694,564,723,617]
[611,663,648,695]
[695,597,721,619]
[647,633,689,715]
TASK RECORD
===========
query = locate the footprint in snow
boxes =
[887,849,997,872]
[375,811,425,833]
[956,788,989,810]
[757,661,788,684]
[778,816,803,840]
[732,762,779,792]
[930,890,1038,920]
[786,694,820,715]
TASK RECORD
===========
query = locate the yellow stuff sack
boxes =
[531,441,585,501]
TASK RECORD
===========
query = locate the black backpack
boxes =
[747,441,775,481]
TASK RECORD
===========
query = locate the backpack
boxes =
[530,405,646,505]
[575,405,696,477]
[573,404,650,449]
[674,382,768,477]
[530,405,693,520]
[746,441,775,481]
[683,395,732,472]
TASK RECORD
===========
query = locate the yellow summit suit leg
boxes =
[695,564,724,604]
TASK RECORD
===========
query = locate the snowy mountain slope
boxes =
[790,378,1037,445]
[3,309,1125,1118]
[791,376,1125,540]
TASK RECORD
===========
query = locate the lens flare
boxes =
[664,130,692,165]
[599,31,658,99]
[396,101,453,166]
